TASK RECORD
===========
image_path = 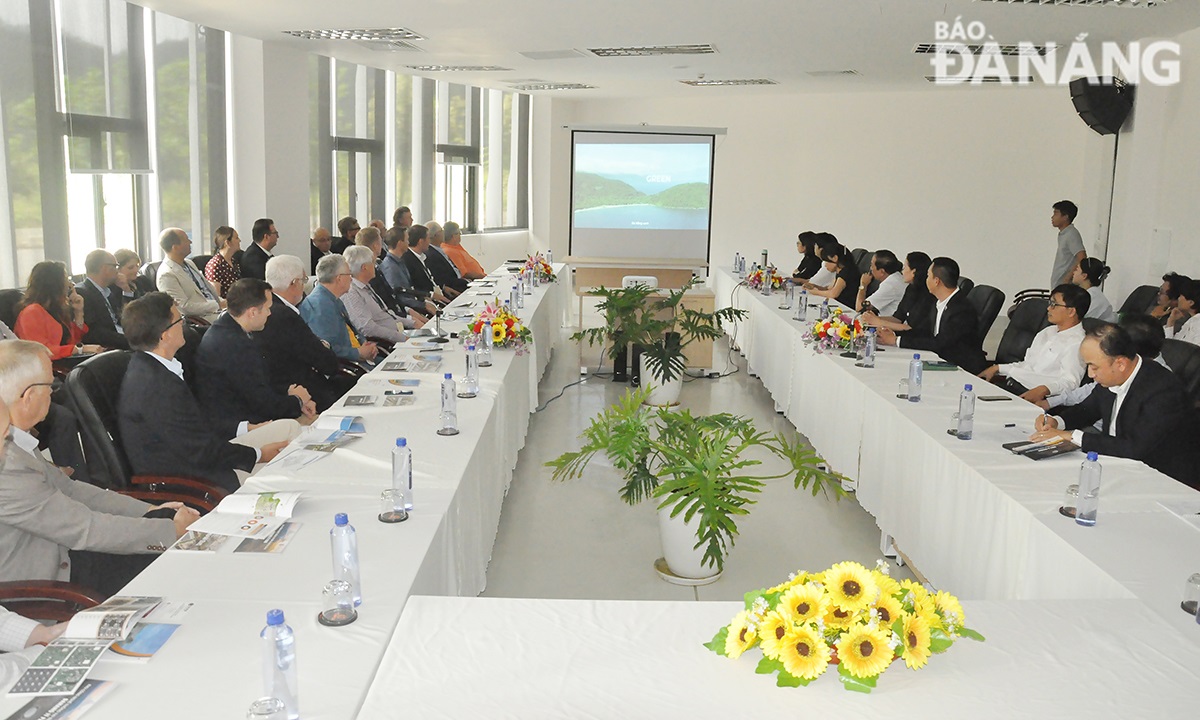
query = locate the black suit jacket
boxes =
[240,242,272,281]
[1058,359,1200,489]
[257,300,350,412]
[425,247,470,293]
[118,352,256,493]
[402,250,438,295]
[195,313,302,436]
[900,291,987,374]
[311,244,331,275]
[75,280,129,350]
[330,236,353,255]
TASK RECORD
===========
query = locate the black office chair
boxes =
[142,261,162,287]
[967,285,1005,345]
[993,297,1051,365]
[850,248,870,274]
[192,254,214,274]
[0,288,22,327]
[1119,285,1159,318]
[958,276,975,296]
[1007,288,1051,317]
[1161,339,1200,409]
[62,350,224,508]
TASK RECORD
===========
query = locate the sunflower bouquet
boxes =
[746,265,784,291]
[704,560,984,693]
[469,300,532,353]
[525,253,557,282]
[802,312,863,354]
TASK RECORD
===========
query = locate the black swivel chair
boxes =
[191,254,214,275]
[0,288,22,327]
[850,248,870,274]
[141,261,162,288]
[1160,339,1200,409]
[957,276,975,296]
[62,350,224,508]
[967,285,1005,345]
[1119,285,1159,318]
[993,297,1051,365]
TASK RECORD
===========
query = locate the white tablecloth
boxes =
[0,267,569,720]
[360,595,1200,718]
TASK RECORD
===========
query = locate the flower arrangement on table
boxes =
[525,253,557,282]
[746,265,784,291]
[704,560,984,693]
[469,300,532,353]
[802,312,863,354]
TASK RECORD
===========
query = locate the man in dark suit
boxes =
[402,224,462,299]
[355,227,430,320]
[76,249,129,350]
[117,292,288,492]
[1031,322,1200,490]
[310,227,333,275]
[331,216,360,255]
[261,255,355,412]
[876,256,987,374]
[239,217,278,281]
[425,222,470,294]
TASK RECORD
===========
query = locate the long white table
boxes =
[361,595,1200,717]
[0,265,567,719]
[712,267,1200,637]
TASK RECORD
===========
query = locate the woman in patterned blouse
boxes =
[204,225,242,298]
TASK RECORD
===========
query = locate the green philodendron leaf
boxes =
[957,627,986,642]
[837,662,878,694]
[755,655,784,675]
[929,628,955,654]
[704,626,730,656]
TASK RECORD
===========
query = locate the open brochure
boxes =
[313,414,365,435]
[4,679,114,717]
[171,492,301,552]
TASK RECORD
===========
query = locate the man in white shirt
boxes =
[342,245,416,344]
[155,227,223,323]
[855,249,905,317]
[978,284,1089,403]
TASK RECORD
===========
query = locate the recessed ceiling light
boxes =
[508,82,595,91]
[975,0,1169,6]
[282,28,425,42]
[589,44,717,57]
[914,43,1049,56]
[519,49,588,61]
[679,78,777,87]
[407,65,513,72]
[806,70,861,77]
[925,75,1036,83]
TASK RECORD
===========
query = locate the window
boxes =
[481,90,529,230]
[314,56,385,230]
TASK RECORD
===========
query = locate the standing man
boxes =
[1050,200,1086,289]
[240,218,279,281]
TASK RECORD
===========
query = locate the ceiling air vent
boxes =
[407,65,512,72]
[509,82,595,91]
[680,78,777,86]
[519,49,588,61]
[589,44,717,57]
[282,28,425,42]
[913,43,1049,56]
[925,75,1036,83]
[975,0,1169,7]
[359,40,421,52]
[806,70,861,77]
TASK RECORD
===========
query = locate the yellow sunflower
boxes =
[756,611,791,659]
[778,625,831,680]
[933,591,966,631]
[778,584,829,626]
[823,604,859,631]
[824,561,877,613]
[900,612,933,670]
[766,571,815,594]
[724,611,759,659]
[492,323,506,343]
[873,571,902,601]
[836,625,894,679]
[873,594,904,628]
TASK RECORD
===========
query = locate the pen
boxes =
[1004,423,1016,428]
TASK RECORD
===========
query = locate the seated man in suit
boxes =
[310,227,333,275]
[424,221,470,294]
[239,217,278,281]
[118,293,292,493]
[356,227,429,321]
[76,249,129,349]
[403,224,462,300]
[342,246,418,343]
[331,216,360,255]
[0,341,198,595]
[875,256,988,374]
[380,228,445,313]
[155,227,224,323]
[978,283,1089,403]
[301,254,379,368]
[195,279,317,433]
[261,255,356,412]
[1032,322,1200,490]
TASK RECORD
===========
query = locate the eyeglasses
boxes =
[20,381,54,397]
[1047,302,1067,309]
[166,315,186,330]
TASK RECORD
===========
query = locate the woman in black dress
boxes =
[792,231,823,281]
[803,243,859,309]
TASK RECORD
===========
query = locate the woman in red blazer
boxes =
[14,261,100,360]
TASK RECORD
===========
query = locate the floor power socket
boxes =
[580,365,589,376]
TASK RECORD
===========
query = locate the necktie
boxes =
[341,308,363,348]
[96,284,123,332]
[184,262,215,301]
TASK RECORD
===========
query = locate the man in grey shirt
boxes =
[1050,200,1086,288]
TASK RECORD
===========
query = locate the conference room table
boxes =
[0,264,567,719]
[711,267,1200,639]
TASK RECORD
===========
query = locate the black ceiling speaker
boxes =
[1070,77,1135,136]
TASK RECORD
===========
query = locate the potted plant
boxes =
[573,279,746,405]
[546,389,845,584]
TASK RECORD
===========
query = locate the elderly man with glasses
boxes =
[301,254,379,368]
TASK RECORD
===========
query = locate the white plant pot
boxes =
[655,504,722,585]
[639,356,683,407]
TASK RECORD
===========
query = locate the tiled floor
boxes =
[482,331,915,601]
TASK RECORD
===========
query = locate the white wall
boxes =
[535,87,1096,300]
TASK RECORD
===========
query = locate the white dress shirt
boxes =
[12,427,40,457]
[808,265,836,289]
[1165,313,1200,346]
[999,322,1086,395]
[1062,355,1144,445]
[865,272,905,317]
[343,278,409,343]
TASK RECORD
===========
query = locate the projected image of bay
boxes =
[573,143,711,231]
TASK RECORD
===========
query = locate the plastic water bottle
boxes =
[1076,452,1102,526]
[957,384,975,440]
[330,514,362,606]
[461,343,480,397]
[907,353,923,402]
[545,249,552,264]
[863,327,876,367]
[820,298,830,320]
[760,249,769,268]
[761,267,773,296]
[392,438,413,510]
[440,373,458,434]
[780,281,794,310]
[733,252,740,274]
[509,284,518,310]
[795,289,808,321]
[261,609,299,720]
[515,281,525,308]
[479,329,493,367]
